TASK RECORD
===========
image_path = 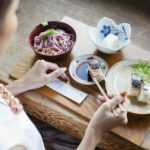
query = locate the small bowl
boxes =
[29,21,76,60]
[89,17,131,54]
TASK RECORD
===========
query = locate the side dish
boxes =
[128,61,150,104]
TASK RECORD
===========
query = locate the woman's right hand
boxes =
[77,95,130,150]
[87,95,130,137]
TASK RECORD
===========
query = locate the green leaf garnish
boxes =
[41,31,48,40]
[41,29,56,40]
[47,29,56,36]
[132,60,150,82]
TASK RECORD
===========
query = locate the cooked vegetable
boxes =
[132,61,150,82]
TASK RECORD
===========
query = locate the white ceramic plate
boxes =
[69,54,109,85]
[106,59,150,115]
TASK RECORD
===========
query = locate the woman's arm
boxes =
[77,95,130,150]
[6,60,68,95]
[77,128,102,150]
[6,78,31,96]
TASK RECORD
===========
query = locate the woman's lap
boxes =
[29,115,80,150]
[29,115,101,150]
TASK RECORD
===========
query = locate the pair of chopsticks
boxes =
[102,74,125,113]
[89,68,125,117]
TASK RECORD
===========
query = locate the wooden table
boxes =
[1,16,150,150]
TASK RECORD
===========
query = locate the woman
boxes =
[0,0,130,150]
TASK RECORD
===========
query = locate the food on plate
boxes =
[128,61,150,104]
[128,73,142,97]
[33,29,75,56]
[138,82,150,103]
[88,59,104,82]
[102,33,120,50]
[132,61,150,82]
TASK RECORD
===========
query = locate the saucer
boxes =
[69,54,109,85]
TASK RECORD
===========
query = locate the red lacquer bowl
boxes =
[29,21,76,61]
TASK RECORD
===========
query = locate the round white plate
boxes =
[106,59,150,115]
[69,54,109,85]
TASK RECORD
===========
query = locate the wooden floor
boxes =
[0,0,150,149]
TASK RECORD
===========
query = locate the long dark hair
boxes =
[0,0,12,21]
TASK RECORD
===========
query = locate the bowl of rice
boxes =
[29,21,76,60]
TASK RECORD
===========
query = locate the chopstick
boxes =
[88,64,125,116]
[102,74,125,113]
[91,76,119,117]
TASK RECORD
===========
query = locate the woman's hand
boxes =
[7,60,68,95]
[20,59,68,89]
[77,95,130,150]
[88,95,130,135]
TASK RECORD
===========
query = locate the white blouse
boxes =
[0,96,45,150]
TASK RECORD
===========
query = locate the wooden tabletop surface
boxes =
[1,16,150,150]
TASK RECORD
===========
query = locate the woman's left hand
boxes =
[7,60,68,95]
[21,59,68,89]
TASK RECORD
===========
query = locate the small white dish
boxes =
[89,17,131,54]
[69,54,109,85]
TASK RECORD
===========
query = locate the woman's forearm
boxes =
[6,78,29,95]
[77,128,102,150]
